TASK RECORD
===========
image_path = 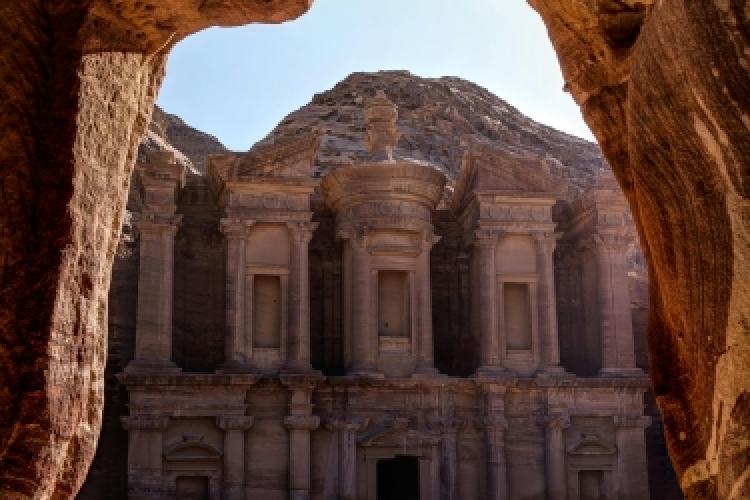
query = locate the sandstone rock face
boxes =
[0,2,313,499]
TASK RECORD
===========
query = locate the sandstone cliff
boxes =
[253,70,607,198]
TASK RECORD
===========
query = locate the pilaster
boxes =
[284,221,320,374]
[613,415,651,500]
[474,229,504,375]
[281,375,323,500]
[415,230,441,376]
[540,414,571,500]
[121,415,170,500]
[325,415,370,500]
[532,231,567,376]
[216,415,255,500]
[126,152,184,374]
[428,415,466,500]
[591,232,643,376]
[218,218,257,373]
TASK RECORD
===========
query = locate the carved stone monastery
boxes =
[93,87,658,499]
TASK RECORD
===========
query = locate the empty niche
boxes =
[378,270,410,337]
[253,275,281,348]
[504,283,532,350]
[579,470,605,500]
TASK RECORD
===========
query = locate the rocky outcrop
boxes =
[255,70,608,198]
[0,2,313,498]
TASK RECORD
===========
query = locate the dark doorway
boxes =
[377,455,420,500]
[176,476,209,500]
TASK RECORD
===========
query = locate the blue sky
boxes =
[158,0,594,151]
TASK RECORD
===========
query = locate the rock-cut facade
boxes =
[94,90,654,500]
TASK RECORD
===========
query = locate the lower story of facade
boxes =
[119,373,651,500]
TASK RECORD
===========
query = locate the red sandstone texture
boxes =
[0,2,312,498]
[0,0,748,498]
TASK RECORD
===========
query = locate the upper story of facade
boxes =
[117,91,646,381]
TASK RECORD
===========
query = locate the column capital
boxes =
[136,213,183,235]
[324,415,369,432]
[427,415,466,432]
[474,415,508,431]
[588,231,633,255]
[338,224,370,247]
[121,415,170,431]
[287,221,319,244]
[539,414,571,430]
[220,218,255,238]
[474,228,502,248]
[284,415,321,431]
[215,415,255,431]
[613,415,652,429]
[531,231,561,251]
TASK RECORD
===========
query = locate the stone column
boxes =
[216,416,255,500]
[593,233,642,376]
[415,230,441,375]
[325,416,369,500]
[476,415,509,500]
[532,232,565,375]
[219,218,255,373]
[283,415,320,500]
[121,415,170,499]
[282,375,323,500]
[347,227,378,374]
[126,214,182,373]
[613,415,651,500]
[541,414,570,500]
[428,416,465,500]
[285,221,319,373]
[474,229,503,375]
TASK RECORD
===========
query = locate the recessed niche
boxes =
[504,282,532,350]
[378,270,410,338]
[253,275,282,348]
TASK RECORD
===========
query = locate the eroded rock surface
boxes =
[0,1,313,498]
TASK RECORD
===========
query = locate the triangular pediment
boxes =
[452,140,567,214]
[164,437,222,462]
[567,435,617,456]
[237,135,319,179]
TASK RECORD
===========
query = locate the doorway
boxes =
[377,455,420,500]
[176,476,209,500]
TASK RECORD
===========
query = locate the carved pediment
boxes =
[567,435,617,456]
[452,140,567,214]
[237,135,319,179]
[164,436,222,462]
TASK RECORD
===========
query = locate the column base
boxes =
[412,365,443,379]
[281,360,321,375]
[124,358,181,374]
[348,363,384,378]
[535,365,575,379]
[289,489,309,500]
[473,365,513,379]
[599,367,646,378]
[216,360,260,374]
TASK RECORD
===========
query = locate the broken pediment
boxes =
[164,436,222,462]
[451,140,567,214]
[567,435,617,456]
[237,135,319,179]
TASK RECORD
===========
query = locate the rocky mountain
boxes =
[252,70,608,200]
[138,105,228,175]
